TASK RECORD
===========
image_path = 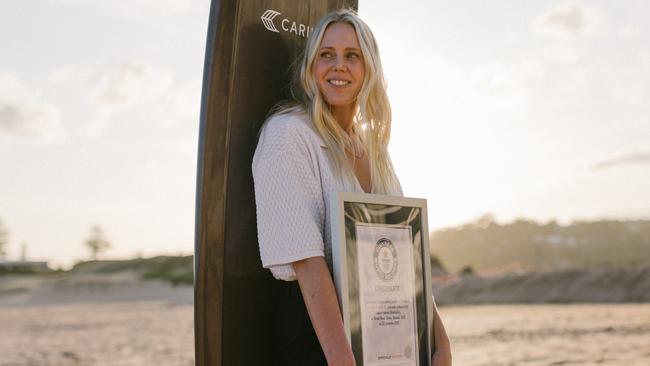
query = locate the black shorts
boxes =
[274,281,328,366]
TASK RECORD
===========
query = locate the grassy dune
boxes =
[70,256,194,286]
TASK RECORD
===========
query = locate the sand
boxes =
[0,272,193,366]
[446,304,650,366]
[1,271,649,365]
[0,302,194,366]
[2,301,649,365]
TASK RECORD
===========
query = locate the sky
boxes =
[0,0,648,267]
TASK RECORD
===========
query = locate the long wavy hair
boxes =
[273,8,398,194]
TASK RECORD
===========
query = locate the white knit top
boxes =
[252,112,402,281]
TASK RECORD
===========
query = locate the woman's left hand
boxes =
[430,299,452,366]
[431,342,452,366]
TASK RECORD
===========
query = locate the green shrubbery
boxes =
[432,217,650,273]
[139,256,193,286]
[71,255,193,286]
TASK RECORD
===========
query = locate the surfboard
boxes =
[194,1,357,365]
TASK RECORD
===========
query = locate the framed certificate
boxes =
[330,192,434,366]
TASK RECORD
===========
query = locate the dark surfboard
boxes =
[195,1,357,365]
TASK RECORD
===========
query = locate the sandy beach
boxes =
[2,301,649,365]
[0,301,194,366]
[1,270,649,365]
[0,271,194,366]
[446,303,650,366]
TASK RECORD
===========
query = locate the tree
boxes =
[85,225,111,260]
[472,213,497,229]
[0,218,8,259]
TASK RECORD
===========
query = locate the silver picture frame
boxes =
[330,192,434,366]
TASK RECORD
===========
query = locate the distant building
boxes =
[0,259,50,274]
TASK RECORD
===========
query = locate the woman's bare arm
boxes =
[293,256,355,366]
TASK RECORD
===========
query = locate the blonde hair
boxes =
[275,8,398,194]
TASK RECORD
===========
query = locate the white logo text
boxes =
[261,9,313,38]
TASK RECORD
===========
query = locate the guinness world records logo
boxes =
[373,238,398,281]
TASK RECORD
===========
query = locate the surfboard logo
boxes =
[261,10,281,33]
[260,9,314,38]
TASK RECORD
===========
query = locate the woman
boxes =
[253,9,452,366]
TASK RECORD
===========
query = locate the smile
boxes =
[328,79,350,86]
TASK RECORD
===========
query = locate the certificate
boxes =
[330,192,434,366]
[356,224,418,365]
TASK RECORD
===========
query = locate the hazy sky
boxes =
[1,0,648,266]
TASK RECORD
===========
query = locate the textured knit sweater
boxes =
[252,112,402,280]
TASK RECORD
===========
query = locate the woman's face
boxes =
[313,22,365,111]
